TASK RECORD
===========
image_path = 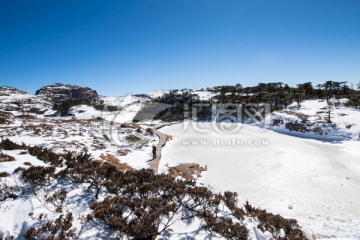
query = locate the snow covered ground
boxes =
[267,99,360,141]
[2,85,360,239]
[159,122,360,239]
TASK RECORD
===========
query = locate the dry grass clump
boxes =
[99,154,132,171]
[0,154,15,163]
[125,134,141,142]
[279,110,309,121]
[117,149,130,156]
[168,163,206,180]
[121,123,141,129]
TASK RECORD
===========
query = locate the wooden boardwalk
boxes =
[150,125,169,173]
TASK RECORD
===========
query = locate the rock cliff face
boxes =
[36,83,98,103]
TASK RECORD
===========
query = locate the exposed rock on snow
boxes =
[267,99,360,141]
[36,83,98,103]
[0,87,54,116]
[0,86,28,96]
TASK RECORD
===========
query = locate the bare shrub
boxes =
[42,189,68,213]
[23,212,76,240]
[0,139,27,150]
[0,179,21,201]
[0,118,7,124]
[244,201,306,239]
[13,167,25,174]
[64,152,92,168]
[91,169,186,239]
[92,169,249,239]
[64,160,116,199]
[22,166,55,189]
[0,172,10,178]
[223,191,246,220]
[201,216,248,240]
[28,146,62,166]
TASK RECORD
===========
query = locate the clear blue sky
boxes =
[1,0,360,95]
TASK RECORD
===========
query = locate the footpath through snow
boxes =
[149,125,169,173]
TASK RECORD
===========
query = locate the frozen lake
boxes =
[159,122,360,238]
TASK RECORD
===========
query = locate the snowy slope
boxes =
[0,90,163,238]
[267,99,360,141]
[146,89,169,99]
[98,95,148,123]
[0,87,55,116]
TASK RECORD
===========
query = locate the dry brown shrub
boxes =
[23,212,75,240]
[121,123,141,129]
[278,110,309,121]
[0,154,15,163]
[0,172,10,178]
[244,201,307,239]
[125,134,141,142]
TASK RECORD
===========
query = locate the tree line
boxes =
[134,80,360,122]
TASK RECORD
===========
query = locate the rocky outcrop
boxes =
[0,86,28,96]
[285,122,309,133]
[36,83,98,103]
[270,114,352,140]
[0,87,53,114]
